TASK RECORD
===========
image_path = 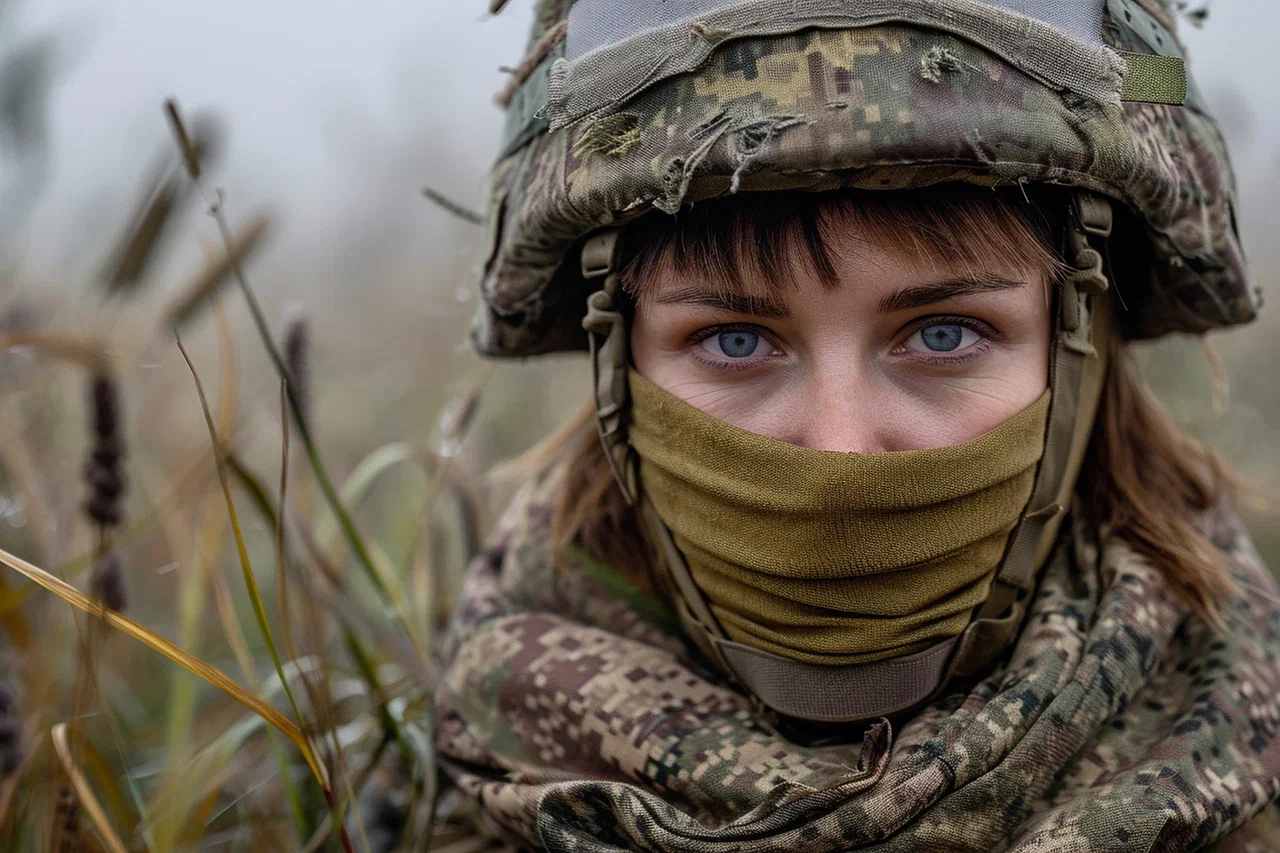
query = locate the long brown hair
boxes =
[535,186,1235,623]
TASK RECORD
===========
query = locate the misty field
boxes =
[0,2,1276,850]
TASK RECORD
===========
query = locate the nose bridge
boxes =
[798,363,883,454]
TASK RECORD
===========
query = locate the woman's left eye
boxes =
[700,329,772,360]
[903,323,982,354]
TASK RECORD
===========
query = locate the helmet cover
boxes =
[474,0,1256,356]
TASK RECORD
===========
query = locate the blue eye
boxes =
[701,329,768,359]
[719,330,759,357]
[905,323,981,354]
[921,324,963,351]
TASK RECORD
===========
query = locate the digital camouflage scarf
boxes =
[436,464,1280,852]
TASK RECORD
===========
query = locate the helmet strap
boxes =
[580,229,638,504]
[946,190,1114,681]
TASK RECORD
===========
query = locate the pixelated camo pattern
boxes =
[436,463,1280,851]
[474,0,1257,357]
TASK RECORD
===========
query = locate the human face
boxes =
[629,229,1053,453]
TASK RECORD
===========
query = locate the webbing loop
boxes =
[582,230,638,503]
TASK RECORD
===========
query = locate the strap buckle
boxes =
[1062,192,1113,353]
[1075,192,1114,239]
[581,230,621,280]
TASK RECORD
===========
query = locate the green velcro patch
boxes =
[1119,51,1187,105]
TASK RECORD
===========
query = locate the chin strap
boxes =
[944,191,1114,682]
[582,191,1115,724]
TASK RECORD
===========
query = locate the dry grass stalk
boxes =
[422,188,484,226]
[102,172,184,291]
[101,100,223,291]
[437,380,484,458]
[0,331,110,374]
[173,330,361,851]
[165,213,272,329]
[0,543,314,761]
[50,725,129,853]
[164,98,203,182]
[494,19,568,108]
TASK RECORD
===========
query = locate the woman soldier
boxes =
[436,0,1280,849]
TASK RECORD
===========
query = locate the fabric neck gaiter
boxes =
[627,371,1051,666]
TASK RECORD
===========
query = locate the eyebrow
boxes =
[652,286,791,318]
[877,274,1026,314]
[651,273,1026,318]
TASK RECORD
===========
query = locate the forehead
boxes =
[566,0,1106,60]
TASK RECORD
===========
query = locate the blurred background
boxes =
[0,0,1274,848]
[2,0,1276,543]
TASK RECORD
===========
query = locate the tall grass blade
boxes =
[0,545,311,764]
[51,724,134,853]
[315,441,431,652]
[164,98,203,181]
[226,450,421,790]
[421,187,484,226]
[166,213,271,329]
[276,380,293,667]
[0,331,110,372]
[102,171,183,292]
[159,296,237,848]
[70,730,138,841]
[159,123,400,626]
[173,330,327,792]
[176,323,353,851]
[270,379,313,841]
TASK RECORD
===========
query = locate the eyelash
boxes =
[893,315,998,364]
[687,316,998,371]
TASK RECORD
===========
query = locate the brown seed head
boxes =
[281,310,311,430]
[90,552,128,613]
[0,681,18,777]
[82,373,127,531]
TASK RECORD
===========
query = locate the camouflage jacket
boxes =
[436,464,1280,851]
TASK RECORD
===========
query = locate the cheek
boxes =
[629,317,679,386]
[888,331,1050,448]
[631,320,791,426]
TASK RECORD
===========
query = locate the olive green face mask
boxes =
[629,372,1050,668]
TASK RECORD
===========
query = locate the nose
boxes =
[788,371,893,454]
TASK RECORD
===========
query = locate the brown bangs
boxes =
[619,184,1068,303]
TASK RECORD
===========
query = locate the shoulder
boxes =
[471,457,688,656]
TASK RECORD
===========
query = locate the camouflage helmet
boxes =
[474,0,1255,357]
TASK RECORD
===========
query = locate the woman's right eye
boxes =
[700,329,770,359]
